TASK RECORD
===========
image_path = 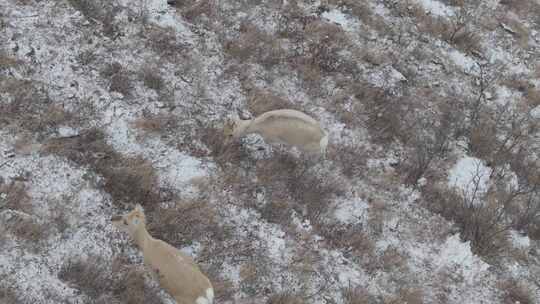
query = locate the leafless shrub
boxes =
[304,19,348,73]
[329,143,368,179]
[405,4,482,54]
[67,0,120,38]
[59,256,111,299]
[7,215,48,243]
[341,286,372,304]
[0,286,19,304]
[0,180,32,213]
[267,293,305,304]
[0,78,73,135]
[132,111,177,135]
[139,65,165,92]
[385,288,424,304]
[143,25,189,59]
[59,256,163,304]
[380,246,407,272]
[179,0,216,22]
[0,51,19,70]
[147,200,229,248]
[498,279,533,304]
[224,22,286,68]
[319,222,376,266]
[499,0,540,19]
[44,129,161,208]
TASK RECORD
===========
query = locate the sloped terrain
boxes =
[1,0,540,303]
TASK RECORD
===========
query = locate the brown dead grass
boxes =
[147,199,230,248]
[341,286,372,304]
[0,180,32,213]
[44,129,160,209]
[0,78,74,135]
[0,286,19,304]
[500,14,530,48]
[59,256,163,304]
[384,288,424,304]
[498,279,533,304]
[267,293,305,304]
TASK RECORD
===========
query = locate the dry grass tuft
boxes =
[147,200,229,248]
[267,293,305,304]
[59,256,163,304]
[224,22,286,68]
[0,180,32,213]
[139,65,165,92]
[0,78,73,135]
[143,25,189,59]
[132,111,177,135]
[498,279,533,304]
[44,129,160,208]
[341,286,372,304]
[0,287,19,304]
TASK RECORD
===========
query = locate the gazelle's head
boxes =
[223,117,248,145]
[111,204,146,238]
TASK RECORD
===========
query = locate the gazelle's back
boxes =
[145,239,213,304]
[250,109,326,153]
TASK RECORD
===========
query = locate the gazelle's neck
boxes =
[234,119,253,137]
[133,226,152,250]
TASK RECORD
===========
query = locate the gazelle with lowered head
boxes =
[111,205,213,304]
[223,109,328,156]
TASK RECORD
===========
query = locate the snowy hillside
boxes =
[1,0,539,303]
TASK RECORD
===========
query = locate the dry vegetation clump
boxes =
[101,62,133,97]
[341,286,372,304]
[303,19,349,73]
[177,0,216,22]
[5,214,48,244]
[246,88,297,116]
[143,25,190,59]
[0,180,32,213]
[67,0,120,38]
[498,279,534,304]
[224,21,287,68]
[329,143,368,179]
[384,287,424,304]
[147,199,229,248]
[44,129,160,208]
[139,65,165,92]
[319,223,376,267]
[397,3,482,54]
[132,111,178,135]
[0,51,19,70]
[267,292,305,304]
[0,78,74,136]
[0,286,19,304]
[255,154,346,223]
[59,256,163,304]
[499,0,540,19]
[422,182,516,257]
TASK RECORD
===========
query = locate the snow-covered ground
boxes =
[1,0,539,303]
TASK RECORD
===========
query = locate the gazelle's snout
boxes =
[111,215,122,222]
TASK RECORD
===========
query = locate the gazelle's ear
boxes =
[135,204,144,213]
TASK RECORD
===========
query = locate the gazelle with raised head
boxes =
[111,205,214,304]
[224,109,328,156]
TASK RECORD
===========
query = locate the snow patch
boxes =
[509,230,530,249]
[448,156,491,201]
[416,0,455,17]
